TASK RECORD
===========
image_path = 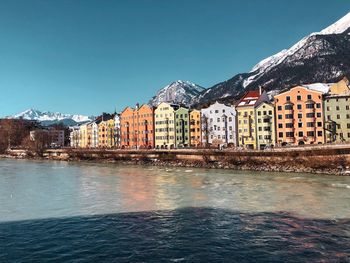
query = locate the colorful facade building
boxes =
[97,113,114,148]
[120,107,134,148]
[255,102,276,149]
[324,77,350,143]
[106,118,115,147]
[120,104,154,148]
[154,102,179,149]
[274,85,326,146]
[189,109,202,147]
[98,120,108,148]
[236,90,269,149]
[79,123,89,148]
[175,107,190,148]
[201,102,237,148]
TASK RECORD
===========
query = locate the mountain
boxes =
[10,109,94,126]
[193,12,350,105]
[149,80,205,106]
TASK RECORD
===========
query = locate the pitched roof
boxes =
[236,90,261,107]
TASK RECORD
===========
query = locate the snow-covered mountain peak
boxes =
[319,11,350,35]
[10,108,94,126]
[149,80,205,106]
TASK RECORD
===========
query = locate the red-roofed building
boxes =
[236,89,270,149]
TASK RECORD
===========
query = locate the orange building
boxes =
[274,85,325,146]
[120,104,154,148]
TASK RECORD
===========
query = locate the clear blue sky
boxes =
[0,0,348,116]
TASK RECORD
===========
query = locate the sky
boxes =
[0,0,349,116]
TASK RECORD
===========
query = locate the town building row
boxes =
[70,77,350,150]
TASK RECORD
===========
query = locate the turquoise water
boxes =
[0,159,349,262]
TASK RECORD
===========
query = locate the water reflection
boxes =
[0,159,350,223]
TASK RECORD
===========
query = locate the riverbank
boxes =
[3,145,350,175]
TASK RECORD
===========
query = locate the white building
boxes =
[201,101,237,147]
[114,114,121,148]
[69,126,80,147]
[91,122,99,148]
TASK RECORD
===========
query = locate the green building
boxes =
[255,102,276,150]
[324,77,350,143]
[175,107,190,148]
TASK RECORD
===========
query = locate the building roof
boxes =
[236,90,261,107]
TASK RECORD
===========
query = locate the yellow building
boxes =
[189,109,201,147]
[106,118,115,147]
[236,90,269,149]
[154,102,179,149]
[79,123,89,148]
[255,102,276,150]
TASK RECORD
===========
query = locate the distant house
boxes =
[30,128,65,147]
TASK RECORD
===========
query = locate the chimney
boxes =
[259,86,262,95]
[136,103,140,110]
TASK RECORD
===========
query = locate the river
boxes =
[0,159,349,262]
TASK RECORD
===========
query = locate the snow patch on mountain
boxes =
[320,12,350,35]
[149,80,205,106]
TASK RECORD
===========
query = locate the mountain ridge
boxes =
[9,108,94,126]
[192,11,350,106]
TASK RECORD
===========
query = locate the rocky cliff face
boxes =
[148,80,205,106]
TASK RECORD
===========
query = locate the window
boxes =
[278,115,282,120]
[297,104,302,110]
[298,131,303,137]
[278,132,283,138]
[307,94,312,100]
[347,106,350,110]
[286,132,294,137]
[277,106,282,111]
[278,123,283,128]
[316,103,321,108]
[307,131,315,137]
[306,113,315,118]
[298,123,303,128]
[317,112,321,118]
[258,111,261,116]
[285,105,293,110]
[297,95,301,100]
[317,131,323,137]
[285,114,293,119]
[337,114,340,120]
[286,123,293,128]
[336,106,340,111]
[298,113,302,118]
[286,96,291,101]
[307,122,314,127]
[317,122,322,127]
